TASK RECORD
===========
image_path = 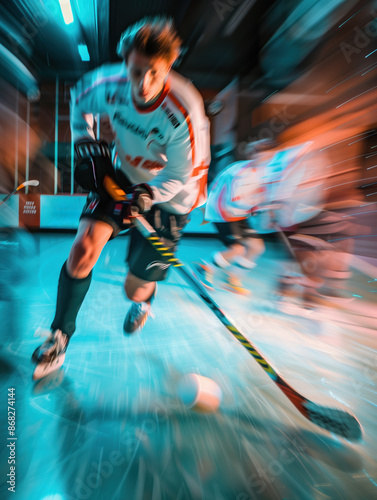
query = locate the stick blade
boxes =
[303,401,362,440]
[24,179,39,187]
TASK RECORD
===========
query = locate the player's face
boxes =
[127,50,172,106]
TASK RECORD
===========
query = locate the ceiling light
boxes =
[59,0,74,25]
[78,44,90,61]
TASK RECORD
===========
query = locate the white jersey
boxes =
[71,63,210,214]
[206,142,325,232]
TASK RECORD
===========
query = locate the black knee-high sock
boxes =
[51,261,92,337]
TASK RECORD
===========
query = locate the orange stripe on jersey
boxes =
[168,92,195,164]
[190,165,209,212]
[192,162,208,178]
[218,185,247,222]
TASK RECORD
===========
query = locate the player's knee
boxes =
[124,280,138,301]
[125,289,137,301]
[125,288,138,301]
[124,274,153,302]
[68,238,98,276]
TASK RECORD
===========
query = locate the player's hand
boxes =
[106,200,133,229]
[130,184,154,215]
[74,139,114,199]
[106,184,153,228]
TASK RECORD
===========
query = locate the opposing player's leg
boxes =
[237,235,265,269]
[193,222,241,289]
[213,242,244,268]
[32,211,115,380]
[195,221,253,295]
[124,207,188,333]
[212,221,245,268]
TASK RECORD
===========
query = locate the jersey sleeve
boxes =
[148,88,210,207]
[70,67,110,142]
[147,121,195,203]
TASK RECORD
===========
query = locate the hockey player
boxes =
[197,141,324,297]
[194,139,274,295]
[32,17,210,380]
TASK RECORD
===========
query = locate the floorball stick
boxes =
[104,176,362,440]
[0,180,39,207]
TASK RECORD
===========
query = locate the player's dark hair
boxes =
[117,16,181,64]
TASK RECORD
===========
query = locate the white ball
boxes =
[177,373,222,413]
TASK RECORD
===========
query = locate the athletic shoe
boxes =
[222,272,251,296]
[192,261,215,290]
[233,256,256,269]
[32,329,69,380]
[123,285,157,334]
[213,252,231,269]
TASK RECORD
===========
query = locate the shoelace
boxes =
[129,301,150,322]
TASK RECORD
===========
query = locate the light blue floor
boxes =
[0,230,377,500]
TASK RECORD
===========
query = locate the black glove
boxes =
[130,183,154,215]
[105,184,153,229]
[106,200,133,229]
[74,139,115,198]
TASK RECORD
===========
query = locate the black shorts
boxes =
[80,174,188,282]
[80,169,133,237]
[127,208,188,281]
[215,219,258,247]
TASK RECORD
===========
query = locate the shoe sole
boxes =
[32,353,66,381]
[234,262,256,270]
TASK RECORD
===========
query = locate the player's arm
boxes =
[70,66,109,142]
[104,118,207,218]
[148,92,211,208]
[70,67,114,196]
[103,125,195,215]
[147,123,194,204]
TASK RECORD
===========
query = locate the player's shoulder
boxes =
[167,71,205,118]
[168,70,199,95]
[93,62,127,82]
[78,62,127,87]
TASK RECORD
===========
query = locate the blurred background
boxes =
[1,3,377,500]
[0,0,376,251]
